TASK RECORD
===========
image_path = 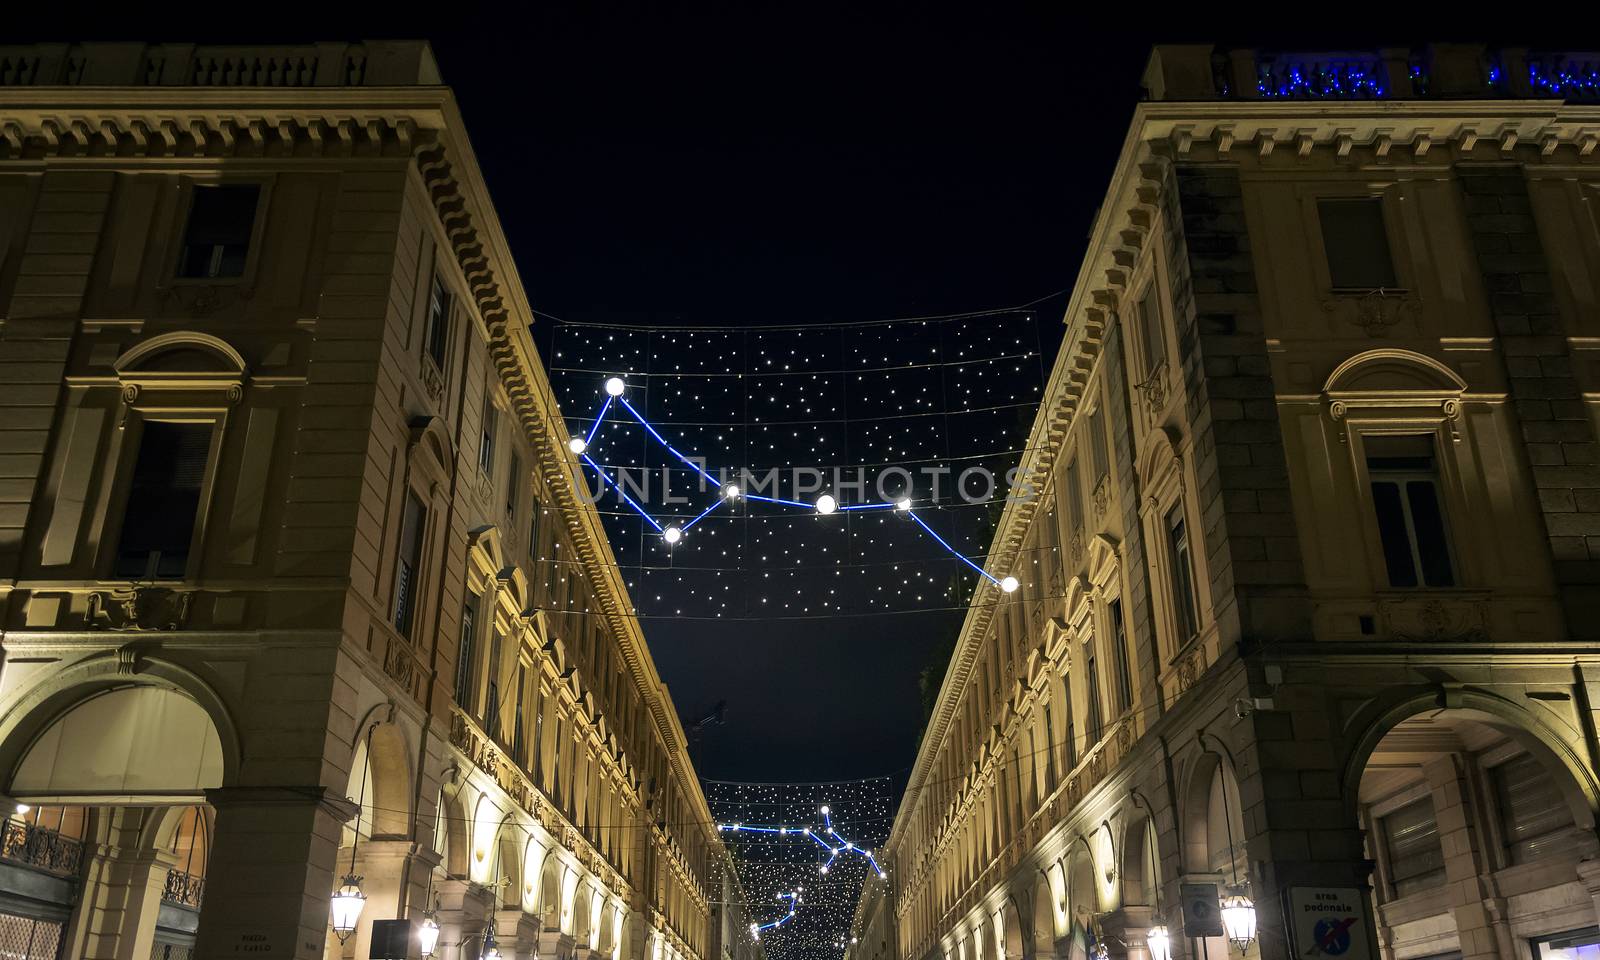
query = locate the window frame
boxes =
[422,269,454,374]
[1349,424,1467,592]
[1302,187,1409,296]
[166,176,272,287]
[101,413,228,583]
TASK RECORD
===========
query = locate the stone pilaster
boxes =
[494,907,541,960]
[1458,164,1600,638]
[1169,165,1312,647]
[193,786,355,960]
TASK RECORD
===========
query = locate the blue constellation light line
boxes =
[750,889,802,938]
[568,376,1020,593]
[719,806,884,940]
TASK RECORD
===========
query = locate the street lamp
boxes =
[1219,889,1257,954]
[418,907,441,959]
[329,874,366,944]
[332,722,377,945]
[481,918,501,960]
[1145,924,1171,960]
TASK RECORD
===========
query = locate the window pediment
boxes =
[1323,348,1467,398]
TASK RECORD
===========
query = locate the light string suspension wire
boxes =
[569,375,1021,594]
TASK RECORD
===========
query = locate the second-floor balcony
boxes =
[0,818,82,877]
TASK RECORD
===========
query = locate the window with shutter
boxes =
[1490,753,1575,865]
[1380,796,1446,897]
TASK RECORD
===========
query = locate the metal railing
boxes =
[0,818,83,877]
[162,868,205,909]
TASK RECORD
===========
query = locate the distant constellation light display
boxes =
[572,376,1019,594]
[706,779,894,960]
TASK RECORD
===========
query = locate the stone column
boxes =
[493,907,541,959]
[332,838,422,960]
[62,808,180,960]
[194,786,356,960]
[539,927,578,960]
[436,877,494,960]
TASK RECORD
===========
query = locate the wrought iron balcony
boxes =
[0,818,82,877]
[162,868,205,909]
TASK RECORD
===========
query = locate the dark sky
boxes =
[451,7,1131,782]
[16,8,1545,783]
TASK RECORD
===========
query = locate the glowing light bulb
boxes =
[725,484,741,499]
[663,526,682,544]
[896,498,912,511]
[816,494,837,514]
[819,865,829,874]
[820,805,830,815]
[1000,576,1019,593]
[605,377,626,396]
[568,437,587,455]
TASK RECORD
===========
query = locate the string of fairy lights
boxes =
[704,779,895,960]
[570,374,1020,594]
[543,306,1061,621]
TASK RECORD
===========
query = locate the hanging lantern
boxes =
[481,919,501,960]
[329,874,367,944]
[418,910,441,959]
[1146,924,1172,960]
[1219,890,1257,953]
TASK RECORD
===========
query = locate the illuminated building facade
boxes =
[0,41,764,960]
[851,44,1600,960]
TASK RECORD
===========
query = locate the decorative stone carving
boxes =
[1091,477,1110,519]
[1379,596,1489,643]
[420,356,445,403]
[161,282,255,318]
[1322,288,1420,337]
[86,587,194,631]
[1133,362,1168,415]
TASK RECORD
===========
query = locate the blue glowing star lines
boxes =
[572,377,1020,593]
[718,806,884,941]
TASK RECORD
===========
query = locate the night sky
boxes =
[13,10,1534,788]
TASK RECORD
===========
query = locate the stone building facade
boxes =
[849,44,1600,960]
[0,41,764,960]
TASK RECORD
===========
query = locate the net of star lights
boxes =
[543,308,1057,622]
[704,778,895,960]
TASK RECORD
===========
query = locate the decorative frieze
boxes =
[86,586,194,631]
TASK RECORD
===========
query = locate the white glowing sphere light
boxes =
[605,377,626,396]
[1000,576,1020,593]
[816,495,837,515]
[568,437,587,455]
[663,526,682,545]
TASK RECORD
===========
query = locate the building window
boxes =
[512,664,527,767]
[424,274,452,370]
[394,492,426,638]
[1489,753,1575,865]
[114,421,212,579]
[1083,645,1104,746]
[506,452,521,520]
[529,495,542,563]
[484,629,503,741]
[1088,406,1109,482]
[479,391,498,474]
[1318,197,1397,290]
[1109,599,1133,712]
[1532,929,1600,960]
[1061,675,1077,770]
[1166,504,1200,642]
[1042,704,1057,790]
[177,184,260,279]
[1139,284,1165,375]
[455,593,480,709]
[1065,455,1084,534]
[1366,434,1454,588]
[1380,796,1446,897]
